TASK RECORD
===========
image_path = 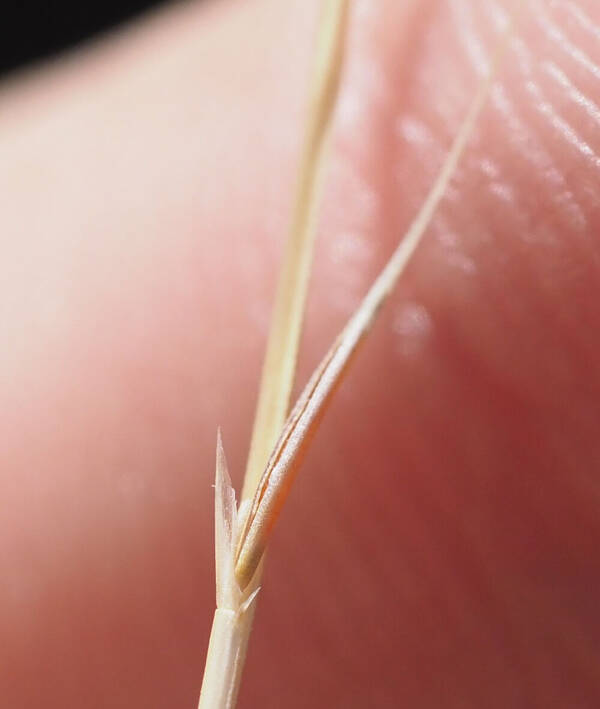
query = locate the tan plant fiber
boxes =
[234,18,511,588]
[241,0,352,504]
[198,2,351,706]
[200,1,517,706]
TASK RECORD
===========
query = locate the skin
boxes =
[1,0,599,706]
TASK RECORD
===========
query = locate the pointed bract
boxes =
[215,429,240,610]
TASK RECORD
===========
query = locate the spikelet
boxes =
[199,2,518,706]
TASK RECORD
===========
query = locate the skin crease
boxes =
[1,0,600,706]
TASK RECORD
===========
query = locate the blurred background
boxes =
[1,0,170,76]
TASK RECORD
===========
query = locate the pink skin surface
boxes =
[1,0,600,706]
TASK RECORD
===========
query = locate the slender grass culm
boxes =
[198,3,351,706]
[199,2,519,706]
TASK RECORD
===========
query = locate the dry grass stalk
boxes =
[198,2,351,706]
[241,0,352,503]
[234,47,504,587]
[234,1,521,588]
[200,2,517,706]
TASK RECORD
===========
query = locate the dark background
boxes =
[1,0,169,76]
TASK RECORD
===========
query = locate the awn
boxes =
[199,2,516,706]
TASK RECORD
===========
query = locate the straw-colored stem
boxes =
[241,0,351,503]
[198,434,259,709]
[234,15,516,589]
[198,2,350,706]
[201,2,517,703]
[198,610,243,709]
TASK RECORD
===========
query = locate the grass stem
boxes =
[198,2,350,706]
